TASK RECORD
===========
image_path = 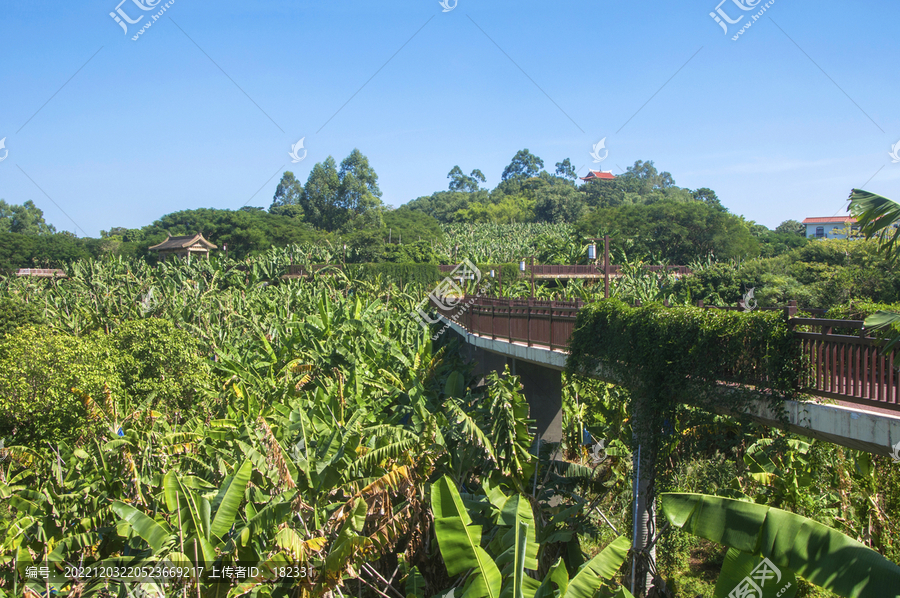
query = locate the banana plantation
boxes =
[0,250,899,598]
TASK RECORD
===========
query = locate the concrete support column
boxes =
[513,358,563,444]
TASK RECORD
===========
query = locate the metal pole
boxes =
[604,235,610,299]
[499,266,503,297]
[631,444,640,596]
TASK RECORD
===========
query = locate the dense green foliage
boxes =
[1,152,801,271]
[0,199,56,235]
[0,255,625,597]
[675,238,900,309]
[577,202,758,263]
[269,149,385,231]
[0,326,122,446]
[0,295,44,337]
[567,299,800,402]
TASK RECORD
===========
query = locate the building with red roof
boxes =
[802,216,858,240]
[580,170,616,182]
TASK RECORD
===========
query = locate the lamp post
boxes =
[519,257,534,299]
[343,243,347,266]
[586,236,611,299]
[518,259,526,298]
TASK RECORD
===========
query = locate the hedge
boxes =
[567,299,801,405]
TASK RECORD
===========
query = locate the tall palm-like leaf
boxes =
[848,189,900,358]
[848,188,900,261]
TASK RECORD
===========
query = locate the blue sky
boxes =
[1,0,898,237]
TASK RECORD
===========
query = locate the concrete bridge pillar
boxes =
[512,358,562,444]
[451,329,563,444]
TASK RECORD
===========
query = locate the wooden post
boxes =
[604,235,610,299]
[549,305,554,351]
[785,300,798,320]
[491,303,496,340]
[527,298,533,347]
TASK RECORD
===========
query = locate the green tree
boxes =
[0,297,45,338]
[775,219,805,236]
[501,149,545,181]
[448,166,487,192]
[578,200,759,263]
[301,156,342,229]
[692,187,725,212]
[100,226,130,239]
[381,207,444,244]
[337,148,384,230]
[534,182,586,223]
[621,159,675,193]
[555,158,577,181]
[269,171,304,217]
[0,199,57,235]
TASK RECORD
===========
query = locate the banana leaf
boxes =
[661,492,900,598]
[432,475,503,598]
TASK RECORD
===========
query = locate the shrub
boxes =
[110,318,212,414]
[0,326,123,446]
[0,296,44,338]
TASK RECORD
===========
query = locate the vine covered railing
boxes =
[432,295,900,412]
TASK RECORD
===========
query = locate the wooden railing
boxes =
[791,318,899,410]
[433,295,900,412]
[15,268,66,278]
[458,297,584,351]
[437,264,692,277]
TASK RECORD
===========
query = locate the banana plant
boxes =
[430,475,634,598]
[661,492,900,598]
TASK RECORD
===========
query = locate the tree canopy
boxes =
[0,199,56,235]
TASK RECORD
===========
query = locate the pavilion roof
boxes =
[149,233,217,251]
[580,170,616,181]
